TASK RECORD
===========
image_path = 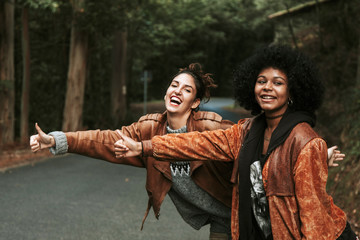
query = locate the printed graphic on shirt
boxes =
[250,161,272,238]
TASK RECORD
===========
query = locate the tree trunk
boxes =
[20,7,30,141]
[62,0,88,132]
[0,0,15,146]
[357,37,360,87]
[111,30,128,126]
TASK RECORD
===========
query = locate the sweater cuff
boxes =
[142,140,153,157]
[48,131,68,155]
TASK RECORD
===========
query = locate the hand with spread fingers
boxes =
[114,130,142,158]
[29,123,56,152]
[327,145,345,167]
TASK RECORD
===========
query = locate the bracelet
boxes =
[141,141,144,158]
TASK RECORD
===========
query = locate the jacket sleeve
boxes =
[220,119,235,130]
[144,120,246,163]
[293,138,347,239]
[65,122,146,168]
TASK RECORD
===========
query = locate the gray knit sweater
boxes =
[166,126,231,235]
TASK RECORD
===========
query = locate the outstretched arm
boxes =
[29,123,146,167]
[115,122,243,163]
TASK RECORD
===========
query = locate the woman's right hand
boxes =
[30,123,55,152]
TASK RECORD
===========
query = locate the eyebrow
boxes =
[257,75,286,81]
[172,80,195,89]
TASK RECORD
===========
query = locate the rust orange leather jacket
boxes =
[64,111,234,228]
[143,118,347,239]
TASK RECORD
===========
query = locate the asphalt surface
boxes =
[200,97,248,123]
[0,98,248,240]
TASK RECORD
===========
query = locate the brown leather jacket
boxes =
[144,118,347,240]
[64,111,234,228]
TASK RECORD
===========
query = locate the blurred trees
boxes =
[111,30,127,126]
[62,0,88,131]
[0,0,15,145]
[2,0,359,151]
[9,0,270,134]
[138,0,271,100]
[19,0,60,142]
[0,0,61,146]
[20,4,30,141]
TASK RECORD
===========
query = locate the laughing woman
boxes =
[114,46,357,240]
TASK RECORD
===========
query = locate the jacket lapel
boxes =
[153,161,172,181]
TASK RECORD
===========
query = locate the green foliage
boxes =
[287,1,360,232]
[126,0,272,100]
[343,87,360,158]
[11,0,276,131]
[13,1,71,135]
[21,0,60,12]
[74,0,132,34]
[82,36,113,129]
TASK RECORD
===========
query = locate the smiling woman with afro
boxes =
[233,44,324,115]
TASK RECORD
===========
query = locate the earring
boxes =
[288,98,293,106]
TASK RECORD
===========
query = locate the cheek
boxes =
[281,88,290,99]
[253,91,261,105]
[185,92,196,102]
[254,85,261,98]
[165,89,171,99]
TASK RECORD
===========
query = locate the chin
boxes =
[258,105,272,111]
[167,106,180,113]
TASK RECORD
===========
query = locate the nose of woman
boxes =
[263,81,273,91]
[174,87,182,95]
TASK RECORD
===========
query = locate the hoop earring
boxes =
[288,98,293,106]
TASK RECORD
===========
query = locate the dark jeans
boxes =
[337,222,358,240]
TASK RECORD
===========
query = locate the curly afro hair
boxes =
[233,44,324,115]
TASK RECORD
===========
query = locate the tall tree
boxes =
[111,29,128,125]
[20,5,30,141]
[0,0,15,145]
[62,0,88,131]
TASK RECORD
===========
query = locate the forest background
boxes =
[0,0,359,234]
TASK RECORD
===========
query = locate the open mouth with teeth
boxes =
[170,96,182,105]
[261,95,276,100]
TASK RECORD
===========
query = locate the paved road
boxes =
[200,97,248,122]
[0,98,247,240]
